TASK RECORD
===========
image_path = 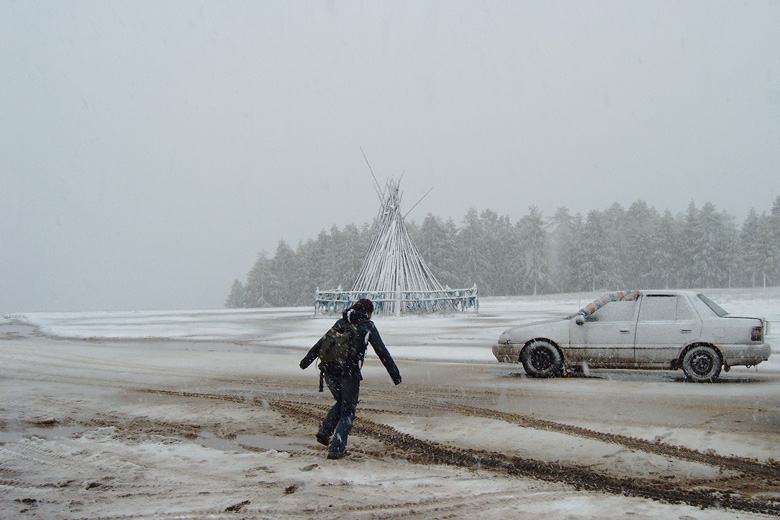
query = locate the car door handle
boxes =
[619,329,631,334]
[680,329,692,333]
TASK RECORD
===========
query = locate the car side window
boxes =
[676,296,695,321]
[589,300,637,322]
[638,295,686,321]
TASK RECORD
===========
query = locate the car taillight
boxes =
[751,326,763,342]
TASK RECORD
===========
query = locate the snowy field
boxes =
[2,288,780,519]
[7,287,780,366]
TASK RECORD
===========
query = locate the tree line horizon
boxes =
[226,196,780,309]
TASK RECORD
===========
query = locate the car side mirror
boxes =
[574,315,585,326]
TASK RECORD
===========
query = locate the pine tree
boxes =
[479,209,520,295]
[266,241,297,306]
[767,196,780,286]
[548,207,576,292]
[225,280,246,308]
[418,214,461,288]
[651,210,683,289]
[228,194,780,307]
[739,208,764,287]
[602,203,628,288]
[580,210,618,291]
[457,208,491,294]
[564,213,590,292]
[687,202,737,287]
[297,237,328,305]
[340,223,372,288]
[680,201,702,288]
[244,252,272,307]
[623,200,660,288]
[519,206,552,295]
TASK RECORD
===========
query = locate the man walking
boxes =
[299,298,402,459]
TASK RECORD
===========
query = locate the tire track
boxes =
[271,400,780,516]
[146,387,780,480]
[146,387,780,475]
[441,401,780,479]
[351,384,780,480]
[138,388,780,515]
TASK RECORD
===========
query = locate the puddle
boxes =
[0,425,86,445]
[195,430,305,453]
[0,321,40,339]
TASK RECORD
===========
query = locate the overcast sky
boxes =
[2,1,779,314]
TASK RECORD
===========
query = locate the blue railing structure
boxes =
[314,286,479,316]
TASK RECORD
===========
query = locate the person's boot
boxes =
[316,429,330,446]
[327,450,350,460]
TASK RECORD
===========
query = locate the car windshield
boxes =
[697,294,729,317]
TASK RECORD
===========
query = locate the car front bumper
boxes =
[492,343,520,363]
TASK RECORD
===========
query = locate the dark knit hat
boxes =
[351,298,374,315]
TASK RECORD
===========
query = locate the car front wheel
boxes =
[681,345,722,383]
[521,340,563,378]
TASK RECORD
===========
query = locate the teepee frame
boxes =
[315,177,478,316]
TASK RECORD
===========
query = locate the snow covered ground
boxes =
[7,287,780,365]
[2,288,780,519]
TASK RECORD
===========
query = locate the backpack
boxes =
[314,318,369,391]
[318,322,360,366]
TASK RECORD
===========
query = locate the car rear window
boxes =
[697,294,729,317]
[637,294,696,321]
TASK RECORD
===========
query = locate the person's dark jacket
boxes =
[299,309,402,385]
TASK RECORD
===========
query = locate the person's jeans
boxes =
[321,372,361,453]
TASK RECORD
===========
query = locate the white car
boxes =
[492,290,770,382]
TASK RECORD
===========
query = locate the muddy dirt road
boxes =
[1,331,780,519]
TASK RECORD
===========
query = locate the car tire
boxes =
[521,340,563,378]
[681,345,722,383]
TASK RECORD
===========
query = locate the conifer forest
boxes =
[226,197,780,308]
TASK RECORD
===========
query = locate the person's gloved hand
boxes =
[299,359,309,370]
[393,375,402,385]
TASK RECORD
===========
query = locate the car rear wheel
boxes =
[521,340,563,378]
[681,345,722,383]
